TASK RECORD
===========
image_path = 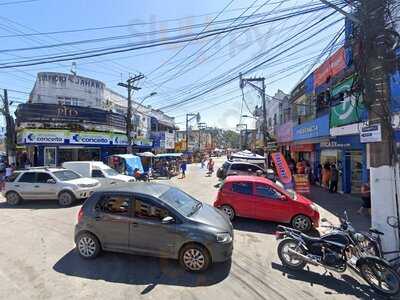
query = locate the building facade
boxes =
[16,72,175,166]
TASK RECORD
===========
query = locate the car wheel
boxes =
[220,205,235,221]
[58,191,75,207]
[6,191,21,205]
[291,215,312,232]
[76,232,100,259]
[179,243,210,272]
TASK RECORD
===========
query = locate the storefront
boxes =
[317,135,366,194]
[17,129,128,166]
[276,121,293,159]
[292,115,330,171]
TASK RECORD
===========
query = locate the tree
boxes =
[222,130,239,149]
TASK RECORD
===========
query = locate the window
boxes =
[159,187,199,217]
[134,198,169,221]
[248,165,262,173]
[18,172,37,183]
[92,170,105,178]
[98,195,130,215]
[36,173,54,183]
[255,184,282,199]
[52,170,81,181]
[5,172,20,182]
[232,182,252,195]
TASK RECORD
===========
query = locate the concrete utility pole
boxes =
[357,0,399,251]
[118,74,144,154]
[0,90,16,164]
[185,113,200,152]
[239,75,267,160]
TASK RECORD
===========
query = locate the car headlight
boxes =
[310,203,319,212]
[216,232,232,243]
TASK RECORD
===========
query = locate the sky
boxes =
[0,0,346,130]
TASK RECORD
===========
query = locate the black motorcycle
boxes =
[275,214,400,297]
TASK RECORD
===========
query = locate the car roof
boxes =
[227,161,262,167]
[224,175,275,185]
[95,182,171,198]
[21,167,66,172]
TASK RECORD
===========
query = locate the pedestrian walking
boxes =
[180,160,187,178]
[317,163,323,185]
[358,181,371,215]
[322,162,331,188]
[200,158,205,169]
[206,158,214,177]
[329,164,339,193]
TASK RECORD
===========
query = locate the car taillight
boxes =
[77,207,84,223]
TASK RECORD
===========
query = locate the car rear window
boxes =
[232,182,252,195]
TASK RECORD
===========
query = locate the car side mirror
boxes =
[46,179,56,184]
[279,195,288,201]
[161,216,175,224]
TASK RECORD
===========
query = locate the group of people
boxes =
[316,162,340,193]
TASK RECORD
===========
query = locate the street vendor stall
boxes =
[106,154,144,176]
[136,151,155,173]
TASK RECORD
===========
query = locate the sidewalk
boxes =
[307,185,371,232]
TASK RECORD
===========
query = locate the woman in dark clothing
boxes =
[358,182,371,215]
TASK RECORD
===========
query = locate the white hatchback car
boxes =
[4,167,100,206]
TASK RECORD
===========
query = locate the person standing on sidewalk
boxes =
[358,181,371,215]
[329,164,339,193]
[180,160,187,179]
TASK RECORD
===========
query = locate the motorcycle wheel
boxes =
[359,258,400,296]
[277,238,307,270]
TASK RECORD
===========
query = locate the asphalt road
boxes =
[0,157,379,300]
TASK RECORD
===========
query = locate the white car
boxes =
[4,167,100,206]
[62,161,136,186]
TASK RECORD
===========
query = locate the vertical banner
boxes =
[271,152,293,188]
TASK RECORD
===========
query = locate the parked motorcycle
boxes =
[275,213,400,297]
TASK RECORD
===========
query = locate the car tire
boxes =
[76,232,101,259]
[291,214,312,232]
[220,205,235,221]
[6,191,21,206]
[179,243,211,272]
[58,191,75,207]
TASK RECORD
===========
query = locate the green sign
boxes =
[331,76,354,97]
[330,95,365,127]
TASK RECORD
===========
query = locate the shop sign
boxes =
[293,115,329,141]
[330,122,362,136]
[360,124,382,143]
[70,132,111,145]
[330,95,365,128]
[314,47,347,88]
[38,72,105,89]
[134,137,153,147]
[112,134,128,146]
[18,129,67,144]
[304,73,314,95]
[277,122,293,143]
[291,144,314,152]
[320,140,351,149]
[164,132,175,149]
[390,69,400,113]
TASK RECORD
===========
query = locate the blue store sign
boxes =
[293,115,329,141]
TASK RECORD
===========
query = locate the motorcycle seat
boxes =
[301,233,322,243]
[369,228,384,235]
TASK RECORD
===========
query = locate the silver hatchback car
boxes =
[75,183,233,272]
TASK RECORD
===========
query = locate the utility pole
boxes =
[240,75,267,160]
[0,90,16,164]
[185,113,200,152]
[356,0,399,250]
[118,74,144,154]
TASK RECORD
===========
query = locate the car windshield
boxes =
[159,187,201,217]
[103,168,119,176]
[52,170,81,181]
[275,181,297,200]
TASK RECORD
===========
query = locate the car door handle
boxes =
[33,185,40,188]
[14,184,20,187]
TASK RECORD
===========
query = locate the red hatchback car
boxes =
[214,176,319,231]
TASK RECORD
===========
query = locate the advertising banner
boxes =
[164,132,175,149]
[271,152,292,186]
[111,133,128,146]
[314,47,347,88]
[294,174,310,194]
[276,121,293,143]
[330,95,365,128]
[293,115,330,141]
